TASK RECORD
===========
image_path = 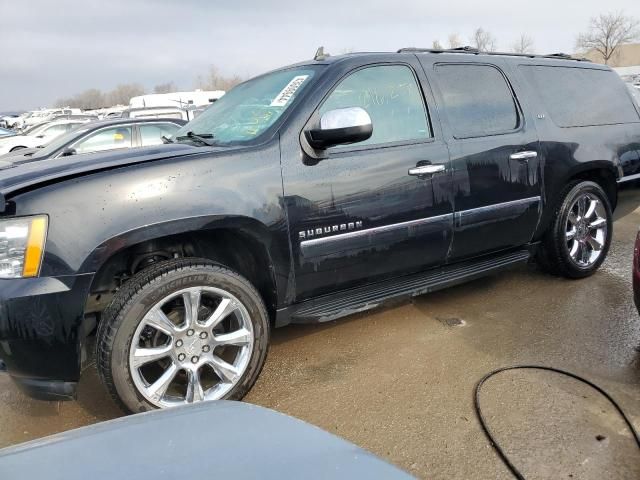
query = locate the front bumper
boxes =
[0,273,94,400]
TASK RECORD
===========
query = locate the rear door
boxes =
[281,59,454,300]
[420,57,542,260]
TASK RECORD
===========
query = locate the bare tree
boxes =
[447,33,462,49]
[471,27,497,52]
[511,34,535,54]
[106,83,145,106]
[576,12,639,64]
[195,66,244,91]
[154,82,178,94]
[432,40,443,50]
[55,89,105,110]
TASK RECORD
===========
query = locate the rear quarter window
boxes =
[520,65,640,127]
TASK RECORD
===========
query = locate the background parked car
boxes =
[122,106,192,121]
[0,114,22,129]
[0,402,411,480]
[0,118,186,163]
[0,128,15,137]
[0,119,91,155]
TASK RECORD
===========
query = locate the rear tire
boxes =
[96,258,270,413]
[537,180,612,279]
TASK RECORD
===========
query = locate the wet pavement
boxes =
[2,189,640,479]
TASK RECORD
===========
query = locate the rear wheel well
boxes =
[86,229,277,329]
[570,168,617,211]
[537,167,617,240]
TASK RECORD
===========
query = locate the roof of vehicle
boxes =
[126,106,187,112]
[288,46,607,70]
[74,117,188,129]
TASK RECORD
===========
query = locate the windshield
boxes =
[32,124,92,158]
[174,67,318,145]
[22,122,49,135]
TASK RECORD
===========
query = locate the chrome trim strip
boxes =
[299,196,540,248]
[454,196,541,219]
[617,173,640,183]
[300,213,454,248]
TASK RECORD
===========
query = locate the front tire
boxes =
[96,258,270,413]
[537,180,612,279]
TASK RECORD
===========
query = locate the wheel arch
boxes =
[536,162,617,239]
[83,216,283,330]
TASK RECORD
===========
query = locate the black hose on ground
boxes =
[474,365,640,479]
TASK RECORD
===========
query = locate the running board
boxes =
[283,249,530,325]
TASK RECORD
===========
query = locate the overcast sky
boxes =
[0,0,637,110]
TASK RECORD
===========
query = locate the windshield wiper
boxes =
[161,135,174,144]
[176,131,216,147]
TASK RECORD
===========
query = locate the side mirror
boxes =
[60,147,76,157]
[306,107,373,149]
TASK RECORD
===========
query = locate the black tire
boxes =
[96,258,270,413]
[10,146,26,152]
[537,180,612,279]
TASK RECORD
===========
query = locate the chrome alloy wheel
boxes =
[565,193,608,268]
[129,286,255,408]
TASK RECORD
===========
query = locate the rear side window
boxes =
[140,123,181,146]
[520,65,640,127]
[434,64,519,138]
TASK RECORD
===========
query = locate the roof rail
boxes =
[397,46,590,62]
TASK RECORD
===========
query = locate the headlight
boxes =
[0,215,48,279]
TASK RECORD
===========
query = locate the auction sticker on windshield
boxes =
[270,75,309,107]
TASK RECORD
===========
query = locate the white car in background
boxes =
[0,119,90,155]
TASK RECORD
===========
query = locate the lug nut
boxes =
[187,329,195,337]
[178,353,186,361]
[191,356,199,364]
[199,332,208,339]
[202,345,211,353]
[176,340,183,347]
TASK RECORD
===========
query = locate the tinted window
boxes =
[319,65,430,146]
[41,123,73,137]
[521,66,640,127]
[74,126,133,154]
[140,123,181,146]
[434,64,519,138]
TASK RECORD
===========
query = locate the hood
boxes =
[0,148,37,165]
[0,143,242,202]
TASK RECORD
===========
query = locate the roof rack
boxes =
[397,46,590,62]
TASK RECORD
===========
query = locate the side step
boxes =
[287,249,530,324]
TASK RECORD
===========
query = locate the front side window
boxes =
[434,64,519,138]
[140,123,181,146]
[319,65,431,147]
[174,67,318,145]
[74,126,133,154]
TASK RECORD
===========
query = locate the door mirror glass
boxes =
[306,107,373,149]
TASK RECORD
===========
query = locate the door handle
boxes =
[510,151,538,161]
[408,164,445,177]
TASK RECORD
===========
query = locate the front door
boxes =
[421,58,542,260]
[281,61,454,301]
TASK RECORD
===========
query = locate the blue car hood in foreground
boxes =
[0,401,413,480]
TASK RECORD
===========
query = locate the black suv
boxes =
[1,48,639,411]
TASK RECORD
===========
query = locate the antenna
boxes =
[314,46,329,61]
